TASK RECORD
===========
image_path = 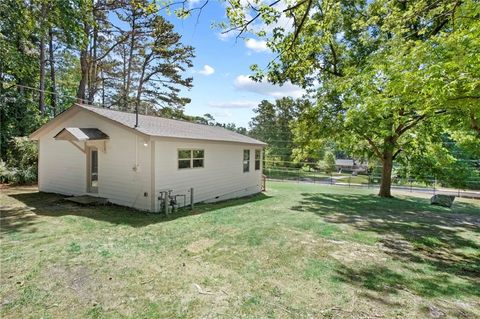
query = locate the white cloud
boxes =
[187,0,202,8]
[208,100,258,109]
[217,31,235,41]
[198,65,215,76]
[212,111,233,118]
[234,75,305,98]
[245,39,270,52]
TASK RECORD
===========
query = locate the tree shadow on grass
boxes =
[1,190,271,234]
[333,264,479,298]
[291,193,480,294]
[331,263,480,318]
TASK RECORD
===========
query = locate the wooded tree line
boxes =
[0,0,197,161]
[225,0,480,196]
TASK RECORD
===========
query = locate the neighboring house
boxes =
[335,159,355,171]
[30,104,266,212]
[335,159,368,173]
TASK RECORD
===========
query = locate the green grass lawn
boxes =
[334,175,370,184]
[1,182,479,318]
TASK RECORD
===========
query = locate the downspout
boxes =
[134,135,138,171]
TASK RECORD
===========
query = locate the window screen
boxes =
[178,149,204,169]
[243,149,250,172]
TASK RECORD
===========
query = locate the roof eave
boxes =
[150,135,267,146]
[30,104,150,140]
[78,104,150,139]
[29,106,82,140]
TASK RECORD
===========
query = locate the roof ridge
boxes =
[76,103,244,133]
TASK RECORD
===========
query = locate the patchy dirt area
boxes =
[186,238,217,254]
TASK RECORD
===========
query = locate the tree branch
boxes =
[289,0,314,47]
[449,95,480,100]
[396,110,447,138]
[283,0,309,13]
[222,0,282,38]
[471,112,480,136]
[364,135,383,159]
[328,41,342,76]
[392,148,402,160]
[94,34,129,62]
[396,114,426,137]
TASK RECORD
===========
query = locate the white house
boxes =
[335,159,368,173]
[29,104,266,212]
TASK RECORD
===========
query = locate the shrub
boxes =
[323,151,336,174]
[301,165,312,172]
[0,160,16,183]
[1,137,38,184]
[8,137,37,168]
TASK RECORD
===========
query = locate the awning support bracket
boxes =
[68,140,86,153]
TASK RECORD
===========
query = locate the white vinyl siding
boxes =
[37,110,151,211]
[155,141,262,207]
[39,134,86,195]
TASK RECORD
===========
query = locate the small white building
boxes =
[30,104,266,212]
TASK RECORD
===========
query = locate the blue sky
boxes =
[162,1,304,128]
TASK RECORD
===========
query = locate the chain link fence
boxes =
[263,166,480,200]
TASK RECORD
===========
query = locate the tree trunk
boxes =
[379,149,393,197]
[134,65,147,128]
[121,45,128,110]
[77,21,90,103]
[135,54,150,115]
[124,14,137,110]
[48,27,57,116]
[39,35,46,115]
[135,79,143,115]
[101,70,105,107]
[87,14,98,105]
[77,48,88,103]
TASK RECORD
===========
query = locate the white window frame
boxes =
[255,149,261,171]
[243,149,250,173]
[178,149,204,170]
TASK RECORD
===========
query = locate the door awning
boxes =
[54,128,109,141]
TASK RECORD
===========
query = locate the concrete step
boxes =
[65,195,109,205]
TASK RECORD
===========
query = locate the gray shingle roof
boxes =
[78,104,266,146]
[54,127,110,141]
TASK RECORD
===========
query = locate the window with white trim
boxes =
[243,149,250,172]
[178,149,204,169]
[255,149,261,170]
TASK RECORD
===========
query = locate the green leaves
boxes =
[223,0,479,192]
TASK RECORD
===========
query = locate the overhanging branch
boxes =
[363,135,382,159]
[289,0,314,47]
[396,109,447,138]
[392,148,402,160]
